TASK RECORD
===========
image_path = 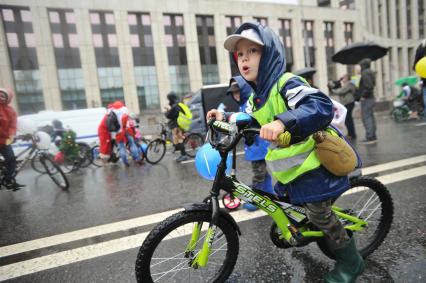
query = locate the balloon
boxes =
[17,118,37,134]
[415,56,426,78]
[195,143,232,181]
[34,131,51,150]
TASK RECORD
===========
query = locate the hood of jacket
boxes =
[167,91,178,106]
[359,58,371,70]
[231,75,253,106]
[231,22,286,108]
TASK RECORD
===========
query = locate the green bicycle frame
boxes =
[190,177,367,267]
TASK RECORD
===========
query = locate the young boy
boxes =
[207,22,364,282]
[226,76,273,211]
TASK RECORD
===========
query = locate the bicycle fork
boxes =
[186,197,220,268]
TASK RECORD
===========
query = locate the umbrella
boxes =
[394,76,419,86]
[293,67,317,79]
[332,41,388,65]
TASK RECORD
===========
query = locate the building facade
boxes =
[0,0,424,118]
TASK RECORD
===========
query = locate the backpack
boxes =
[177,102,193,131]
[106,111,120,132]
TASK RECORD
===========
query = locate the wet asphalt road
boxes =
[0,115,425,282]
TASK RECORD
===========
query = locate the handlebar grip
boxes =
[276,132,291,148]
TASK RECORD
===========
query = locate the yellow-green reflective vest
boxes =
[177,102,192,131]
[249,72,322,184]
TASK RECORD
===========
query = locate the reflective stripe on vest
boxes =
[250,72,321,184]
[177,103,192,131]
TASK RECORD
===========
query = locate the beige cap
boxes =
[224,28,264,52]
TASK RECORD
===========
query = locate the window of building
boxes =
[225,15,242,76]
[406,0,412,39]
[324,22,336,81]
[318,0,331,7]
[386,0,391,38]
[395,0,401,38]
[279,19,293,71]
[196,15,219,85]
[89,11,124,107]
[343,22,354,74]
[128,12,160,110]
[419,0,425,37]
[253,17,268,26]
[0,6,44,114]
[163,14,190,97]
[339,0,355,9]
[48,8,86,110]
[302,20,315,68]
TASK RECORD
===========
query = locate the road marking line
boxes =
[415,122,426,126]
[376,165,426,185]
[0,209,183,258]
[361,155,426,175]
[0,166,425,280]
[1,155,425,259]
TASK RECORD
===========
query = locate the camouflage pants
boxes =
[304,199,350,249]
[251,160,267,184]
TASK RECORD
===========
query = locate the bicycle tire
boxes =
[77,142,92,168]
[31,153,48,174]
[61,156,77,174]
[91,145,104,167]
[145,139,166,165]
[183,133,204,158]
[317,176,393,259]
[40,154,69,190]
[135,210,239,283]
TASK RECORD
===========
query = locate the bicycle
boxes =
[134,118,393,282]
[91,137,161,166]
[54,140,93,173]
[145,123,204,164]
[0,134,69,190]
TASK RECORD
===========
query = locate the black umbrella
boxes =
[332,41,388,65]
[293,67,317,79]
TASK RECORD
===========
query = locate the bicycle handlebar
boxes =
[207,118,290,152]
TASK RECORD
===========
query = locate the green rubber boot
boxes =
[324,237,365,283]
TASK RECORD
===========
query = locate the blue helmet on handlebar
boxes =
[195,143,232,181]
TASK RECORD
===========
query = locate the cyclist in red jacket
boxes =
[0,88,25,191]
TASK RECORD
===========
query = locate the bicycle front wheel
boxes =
[31,153,48,174]
[145,139,166,164]
[135,211,239,283]
[40,154,69,190]
[317,176,393,259]
[183,133,203,158]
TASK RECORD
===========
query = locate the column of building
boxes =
[0,14,18,110]
[184,12,203,91]
[114,10,139,114]
[31,6,62,110]
[74,8,101,108]
[215,13,231,84]
[150,10,171,111]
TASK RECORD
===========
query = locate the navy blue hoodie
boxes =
[230,22,350,204]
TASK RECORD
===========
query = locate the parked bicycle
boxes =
[1,133,69,190]
[145,123,204,164]
[134,118,393,282]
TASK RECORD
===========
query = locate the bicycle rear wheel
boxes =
[183,133,203,158]
[135,211,239,283]
[317,176,393,259]
[145,139,166,164]
[40,154,69,190]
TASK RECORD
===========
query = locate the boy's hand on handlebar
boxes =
[260,120,285,142]
[206,109,224,122]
